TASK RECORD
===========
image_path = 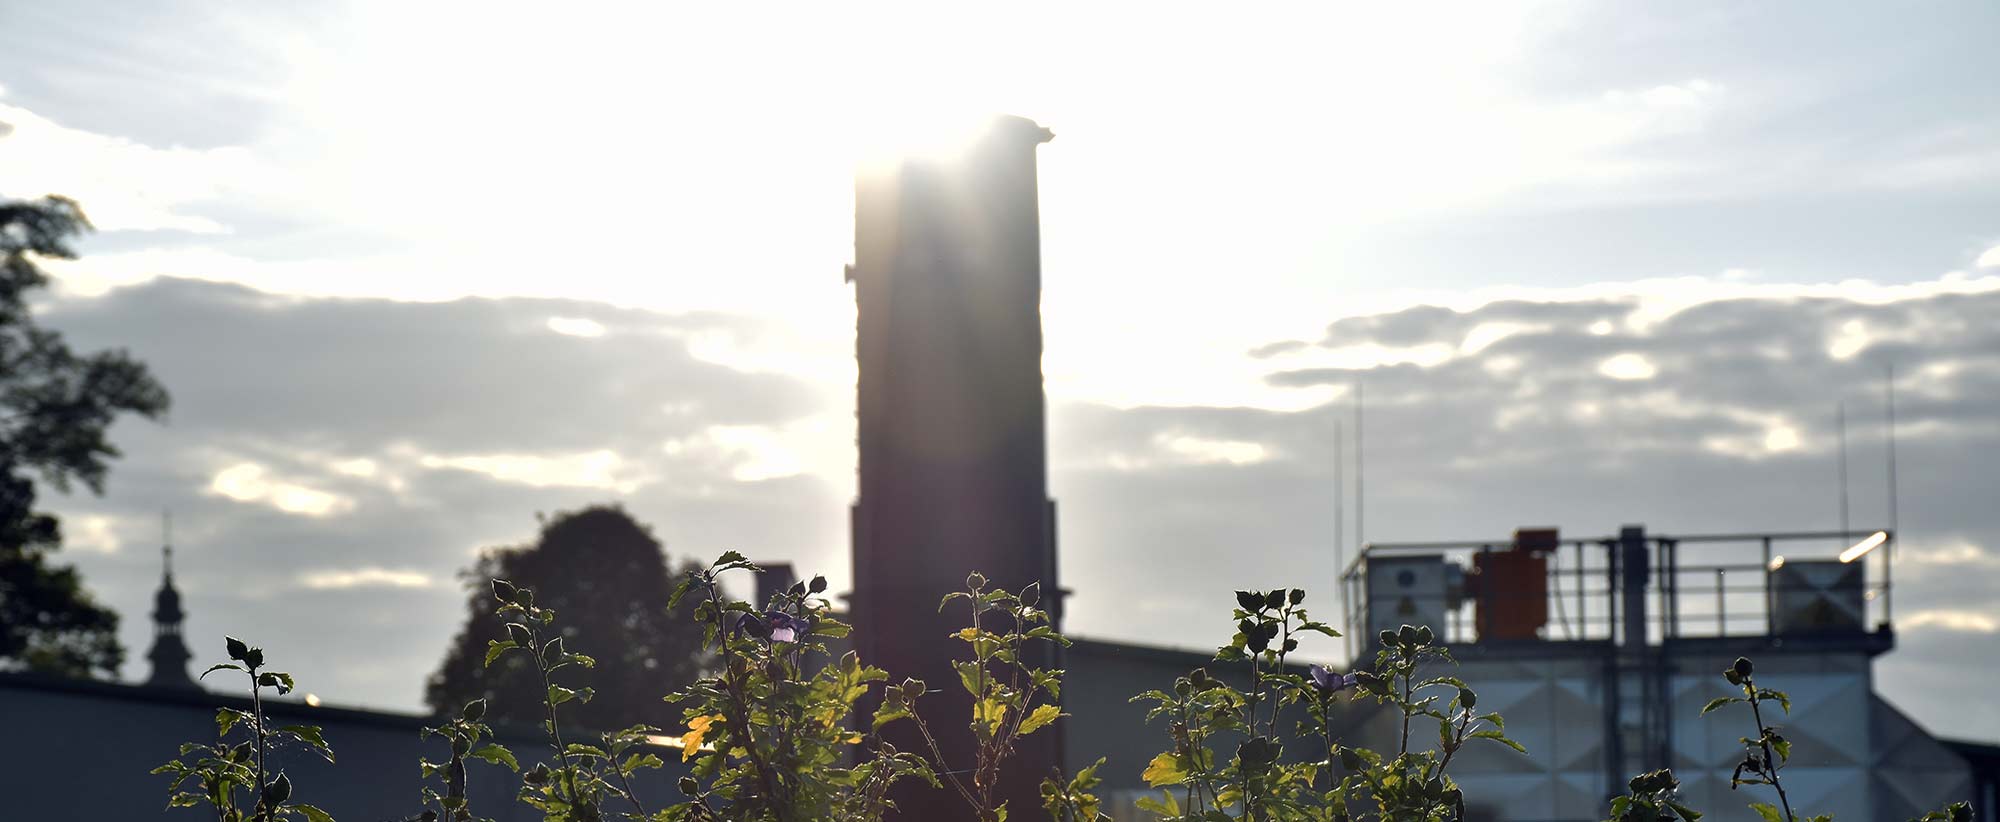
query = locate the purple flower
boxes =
[766,611,809,643]
[1309,664,1357,694]
[736,610,810,643]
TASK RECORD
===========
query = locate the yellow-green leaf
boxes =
[1141,752,1187,787]
[680,714,720,762]
[1019,704,1063,737]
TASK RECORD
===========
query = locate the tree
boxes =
[425,504,710,730]
[0,195,171,677]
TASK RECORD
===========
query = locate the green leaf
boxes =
[1018,704,1063,736]
[1701,697,1741,715]
[470,744,519,772]
[1141,752,1187,787]
[548,685,578,706]
[1469,729,1527,754]
[226,636,251,662]
[280,725,333,761]
[872,701,911,730]
[200,663,243,680]
[953,660,985,697]
[1748,803,1784,822]
[216,708,251,737]
[620,752,664,776]
[1669,801,1704,821]
[295,804,336,822]
[483,639,515,667]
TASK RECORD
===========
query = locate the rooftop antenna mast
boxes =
[1838,402,1850,542]
[1355,379,1365,555]
[1885,363,1898,622]
[1336,418,1352,664]
[162,510,173,576]
[1333,419,1344,591]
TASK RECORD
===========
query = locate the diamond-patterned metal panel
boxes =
[1870,694,1974,818]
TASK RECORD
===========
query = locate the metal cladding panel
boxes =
[1871,693,1976,818]
[1771,560,1866,635]
[1666,649,1878,820]
[1366,555,1452,641]
[1342,655,1608,820]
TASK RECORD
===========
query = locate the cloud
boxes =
[39,278,852,710]
[1978,244,2000,269]
[297,567,434,590]
[208,463,351,517]
[418,450,639,493]
[1899,609,2000,634]
[546,317,607,338]
[1054,274,2000,739]
[0,102,257,232]
[1597,352,1658,380]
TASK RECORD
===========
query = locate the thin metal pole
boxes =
[1762,537,1774,635]
[1838,402,1850,545]
[1716,569,1726,636]
[1334,419,1344,619]
[1575,541,1587,639]
[1355,380,1365,555]
[1885,363,1897,625]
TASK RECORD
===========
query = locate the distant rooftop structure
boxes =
[1334,523,1968,821]
[144,514,197,691]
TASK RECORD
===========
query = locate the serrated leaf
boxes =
[470,744,518,772]
[216,708,251,737]
[200,663,243,680]
[483,639,515,667]
[1469,729,1527,754]
[1141,752,1187,787]
[679,715,719,761]
[280,725,333,761]
[1018,704,1063,736]
[620,752,664,776]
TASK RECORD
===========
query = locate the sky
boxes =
[3,2,1998,738]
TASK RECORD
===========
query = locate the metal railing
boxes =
[1339,529,1894,657]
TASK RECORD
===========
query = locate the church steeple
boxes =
[145,512,197,690]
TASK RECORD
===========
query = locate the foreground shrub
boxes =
[158,555,1976,822]
[153,637,335,822]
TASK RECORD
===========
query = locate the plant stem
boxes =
[1398,670,1413,757]
[249,667,268,822]
[614,758,648,819]
[704,585,793,822]
[528,623,580,811]
[1746,683,1795,822]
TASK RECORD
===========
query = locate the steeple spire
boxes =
[145,511,197,690]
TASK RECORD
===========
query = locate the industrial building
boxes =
[1332,526,1978,820]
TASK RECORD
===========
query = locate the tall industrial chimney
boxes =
[848,114,1062,820]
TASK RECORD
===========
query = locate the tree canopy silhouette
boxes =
[0,195,171,678]
[425,504,708,730]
